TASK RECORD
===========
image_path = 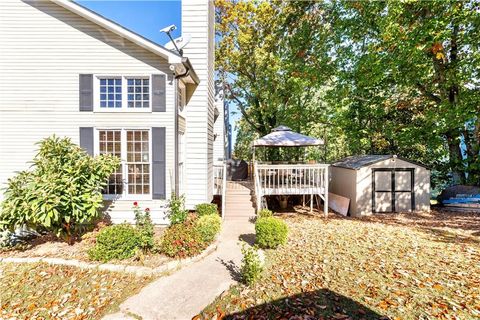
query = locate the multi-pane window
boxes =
[127,130,150,194]
[99,130,123,194]
[99,78,122,108]
[127,78,150,108]
[98,129,151,197]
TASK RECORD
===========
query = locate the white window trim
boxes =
[93,75,152,113]
[94,127,152,201]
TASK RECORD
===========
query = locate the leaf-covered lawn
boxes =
[202,214,480,319]
[0,262,152,319]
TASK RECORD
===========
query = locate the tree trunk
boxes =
[446,131,465,184]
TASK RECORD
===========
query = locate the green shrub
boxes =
[255,217,288,249]
[88,224,141,262]
[240,242,263,285]
[196,214,221,243]
[0,136,119,243]
[195,203,218,217]
[133,203,154,250]
[167,194,188,225]
[257,209,273,219]
[0,230,14,248]
[160,221,205,258]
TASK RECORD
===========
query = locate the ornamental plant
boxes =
[160,219,205,258]
[0,136,120,243]
[195,203,218,217]
[257,209,273,219]
[133,202,154,251]
[88,224,141,262]
[240,242,263,285]
[195,213,221,243]
[166,194,188,225]
[255,217,288,249]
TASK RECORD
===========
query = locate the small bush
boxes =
[196,214,221,243]
[160,221,205,258]
[195,203,218,217]
[133,202,154,251]
[257,209,273,219]
[88,224,141,262]
[0,230,14,248]
[240,242,263,285]
[255,217,288,249]
[167,194,188,225]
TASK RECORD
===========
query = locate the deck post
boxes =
[324,165,329,217]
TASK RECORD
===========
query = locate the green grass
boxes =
[0,262,152,319]
[200,215,480,319]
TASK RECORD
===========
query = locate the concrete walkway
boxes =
[105,217,254,320]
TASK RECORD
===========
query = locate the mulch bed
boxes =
[0,227,172,268]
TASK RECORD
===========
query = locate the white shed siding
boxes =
[182,0,215,209]
[0,0,176,223]
[329,166,357,215]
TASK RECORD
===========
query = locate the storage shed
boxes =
[330,155,430,216]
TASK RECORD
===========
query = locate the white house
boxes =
[0,0,225,224]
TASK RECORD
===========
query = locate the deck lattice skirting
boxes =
[254,163,329,214]
[0,240,218,277]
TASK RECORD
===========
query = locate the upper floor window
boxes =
[127,78,150,109]
[95,76,151,111]
[99,78,122,108]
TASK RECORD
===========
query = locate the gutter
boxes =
[177,57,200,85]
[173,58,199,197]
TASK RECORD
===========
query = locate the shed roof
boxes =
[332,155,428,170]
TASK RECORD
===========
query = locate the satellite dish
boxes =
[165,34,192,51]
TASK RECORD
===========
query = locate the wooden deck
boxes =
[254,163,329,215]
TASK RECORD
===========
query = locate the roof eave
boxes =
[181,57,200,85]
[51,0,183,64]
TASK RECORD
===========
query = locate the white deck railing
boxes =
[213,162,227,218]
[254,162,329,215]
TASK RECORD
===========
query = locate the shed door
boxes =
[372,168,414,213]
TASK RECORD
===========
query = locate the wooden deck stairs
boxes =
[224,181,256,220]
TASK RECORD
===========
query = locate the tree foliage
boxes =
[216,0,480,187]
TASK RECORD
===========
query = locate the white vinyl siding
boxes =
[182,0,215,209]
[0,0,175,223]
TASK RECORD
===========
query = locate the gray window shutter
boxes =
[152,74,166,112]
[79,74,94,111]
[152,127,166,199]
[79,127,94,156]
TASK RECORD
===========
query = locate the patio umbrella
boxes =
[253,126,323,147]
